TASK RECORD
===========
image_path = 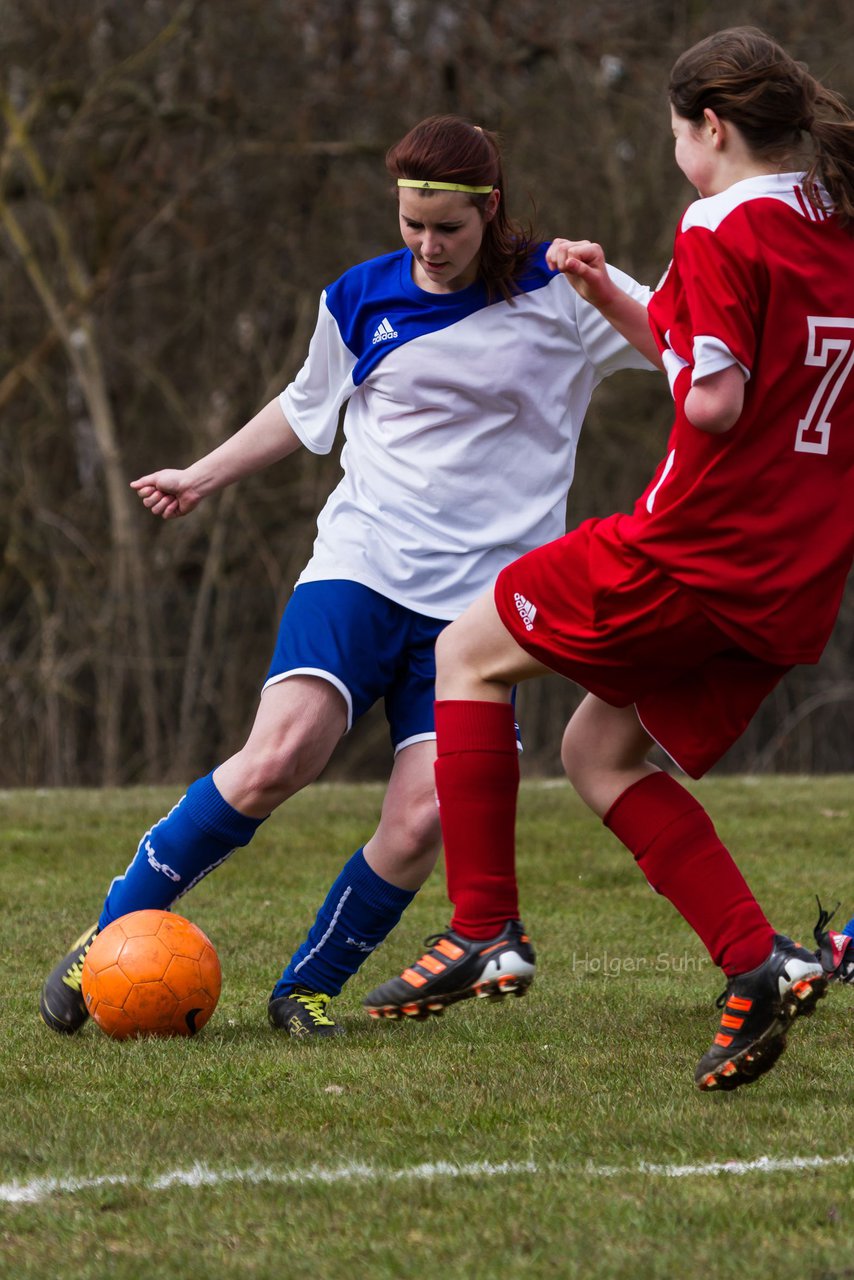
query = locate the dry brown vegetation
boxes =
[2,0,852,784]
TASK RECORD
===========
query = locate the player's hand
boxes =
[547,238,617,309]
[130,469,203,519]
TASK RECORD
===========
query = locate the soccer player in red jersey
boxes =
[365,27,854,1091]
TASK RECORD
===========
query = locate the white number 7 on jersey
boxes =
[795,316,854,454]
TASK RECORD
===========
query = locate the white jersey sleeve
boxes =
[278,292,357,455]
[573,265,655,378]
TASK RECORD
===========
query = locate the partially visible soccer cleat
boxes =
[813,898,854,984]
[695,933,827,1092]
[363,919,535,1021]
[39,923,99,1034]
[268,986,345,1039]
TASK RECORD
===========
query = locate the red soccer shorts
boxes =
[494,515,790,778]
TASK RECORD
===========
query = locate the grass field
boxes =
[2,778,854,1279]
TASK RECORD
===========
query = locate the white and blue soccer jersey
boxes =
[280,243,653,620]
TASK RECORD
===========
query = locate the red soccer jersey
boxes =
[619,172,854,664]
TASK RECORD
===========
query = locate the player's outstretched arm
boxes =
[547,238,663,370]
[130,397,303,520]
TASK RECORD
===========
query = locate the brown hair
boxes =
[669,27,854,226]
[386,115,535,301]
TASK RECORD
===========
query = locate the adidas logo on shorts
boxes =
[372,317,398,344]
[514,593,537,631]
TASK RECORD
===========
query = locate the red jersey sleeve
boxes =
[649,210,762,409]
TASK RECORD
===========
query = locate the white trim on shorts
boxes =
[263,668,354,731]
[394,730,437,756]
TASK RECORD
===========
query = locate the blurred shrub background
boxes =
[2,0,852,785]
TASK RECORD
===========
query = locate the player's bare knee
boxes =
[236,741,324,809]
[404,801,442,861]
[435,620,466,673]
[377,791,441,865]
[435,619,487,700]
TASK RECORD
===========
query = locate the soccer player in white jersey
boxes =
[365,33,854,1091]
[39,116,654,1038]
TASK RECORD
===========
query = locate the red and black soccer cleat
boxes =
[813,898,854,984]
[695,933,827,1092]
[364,919,535,1021]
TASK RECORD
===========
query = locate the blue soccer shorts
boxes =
[263,579,448,752]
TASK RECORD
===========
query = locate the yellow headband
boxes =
[397,178,494,195]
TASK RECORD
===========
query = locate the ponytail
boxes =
[803,83,854,226]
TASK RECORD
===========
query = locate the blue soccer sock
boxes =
[99,772,265,928]
[272,848,416,999]
[843,913,854,939]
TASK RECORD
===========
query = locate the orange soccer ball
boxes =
[81,910,221,1039]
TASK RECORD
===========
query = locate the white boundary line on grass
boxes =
[3,1152,854,1205]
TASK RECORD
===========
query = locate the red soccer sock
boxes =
[434,699,520,939]
[604,771,774,976]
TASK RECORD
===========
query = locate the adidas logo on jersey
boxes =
[514,592,538,631]
[372,317,398,345]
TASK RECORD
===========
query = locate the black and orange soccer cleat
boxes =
[813,898,854,984]
[695,933,827,1092]
[363,919,535,1021]
[39,923,99,1034]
